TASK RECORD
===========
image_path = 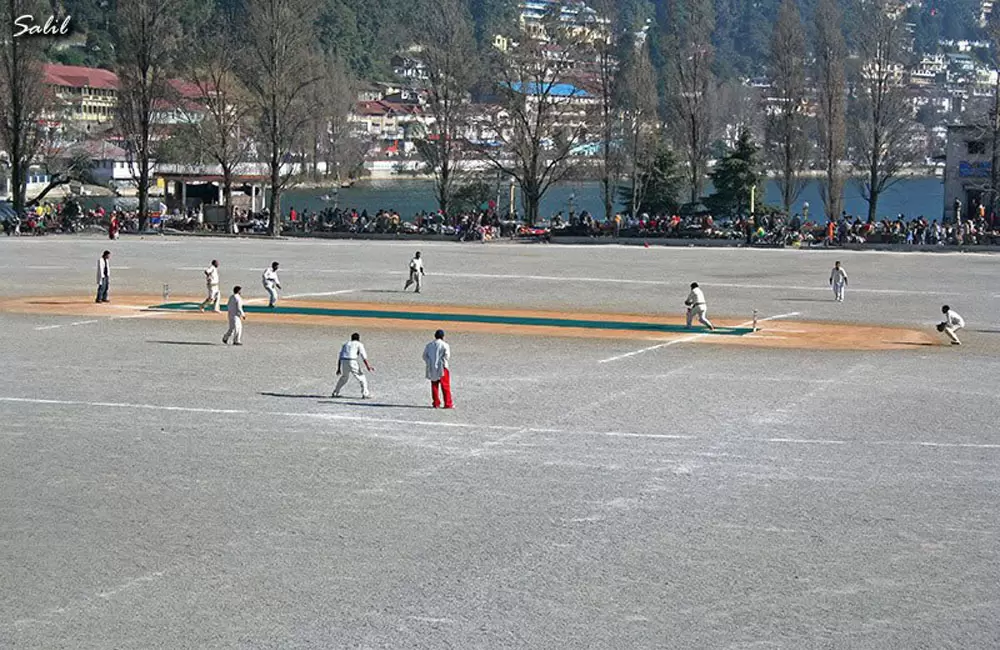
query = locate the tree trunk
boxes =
[11,158,25,217]
[438,154,450,216]
[783,137,793,214]
[602,113,613,222]
[222,165,234,233]
[991,78,1000,222]
[523,185,539,225]
[269,161,281,237]
[867,180,878,223]
[138,162,149,231]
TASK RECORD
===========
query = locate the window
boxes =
[967,140,986,154]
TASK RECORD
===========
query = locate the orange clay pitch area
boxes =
[0,294,940,351]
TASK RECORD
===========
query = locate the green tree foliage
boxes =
[50,0,991,81]
[452,180,494,213]
[467,0,517,50]
[619,147,684,216]
[707,131,763,217]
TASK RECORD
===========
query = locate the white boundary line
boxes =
[598,312,800,363]
[33,310,158,331]
[2,395,998,450]
[169,267,959,296]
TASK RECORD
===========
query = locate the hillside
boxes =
[50,0,987,79]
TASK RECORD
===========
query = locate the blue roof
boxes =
[506,82,590,98]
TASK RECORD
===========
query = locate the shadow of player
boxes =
[318,401,433,409]
[148,340,217,346]
[260,392,329,399]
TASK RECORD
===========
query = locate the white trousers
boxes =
[333,361,369,397]
[264,284,278,306]
[686,305,714,329]
[944,325,963,344]
[224,316,243,344]
[202,284,220,310]
[832,282,845,302]
[404,270,422,292]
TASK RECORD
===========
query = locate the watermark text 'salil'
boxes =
[13,14,72,38]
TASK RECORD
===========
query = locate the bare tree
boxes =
[413,0,477,217]
[585,0,622,223]
[182,20,254,231]
[302,54,354,184]
[321,57,360,184]
[766,0,808,214]
[666,0,715,204]
[298,53,355,188]
[115,0,182,231]
[849,0,918,222]
[479,30,589,224]
[618,39,658,217]
[713,80,762,149]
[28,124,96,206]
[238,0,323,236]
[0,0,49,216]
[814,0,847,222]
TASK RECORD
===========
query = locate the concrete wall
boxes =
[944,125,991,221]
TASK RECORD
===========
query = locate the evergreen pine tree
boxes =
[707,131,763,218]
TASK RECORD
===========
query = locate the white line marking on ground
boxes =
[3,396,998,451]
[285,289,358,299]
[32,311,157,331]
[244,289,357,304]
[26,265,68,270]
[597,334,705,363]
[201,268,958,296]
[598,312,800,363]
[765,438,848,445]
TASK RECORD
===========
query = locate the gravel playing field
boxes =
[1,235,998,649]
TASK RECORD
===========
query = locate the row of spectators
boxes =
[549,211,1000,247]
[7,199,1000,247]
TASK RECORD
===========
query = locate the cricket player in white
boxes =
[939,305,965,345]
[403,251,425,293]
[222,285,246,345]
[95,250,111,303]
[684,282,715,330]
[830,261,848,302]
[200,259,221,312]
[262,261,281,307]
[332,332,374,398]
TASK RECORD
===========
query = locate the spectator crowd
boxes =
[5,199,1000,247]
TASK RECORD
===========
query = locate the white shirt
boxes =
[687,287,706,307]
[409,257,424,273]
[205,265,219,286]
[227,293,244,318]
[97,257,109,283]
[830,267,848,284]
[423,339,450,381]
[945,310,965,328]
[339,340,368,362]
[262,268,280,288]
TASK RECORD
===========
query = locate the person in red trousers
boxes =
[422,329,453,409]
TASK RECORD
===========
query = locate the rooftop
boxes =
[43,63,119,91]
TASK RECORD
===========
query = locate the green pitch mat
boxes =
[150,302,755,336]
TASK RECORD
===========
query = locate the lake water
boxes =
[279,176,945,222]
[85,176,946,222]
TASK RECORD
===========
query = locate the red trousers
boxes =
[431,368,453,408]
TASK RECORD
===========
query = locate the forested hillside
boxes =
[52,0,987,79]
